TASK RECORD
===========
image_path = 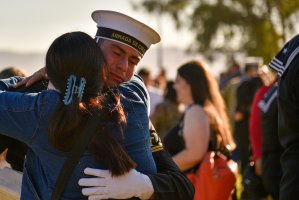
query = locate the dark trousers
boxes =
[0,135,28,171]
[280,144,299,200]
[234,119,250,173]
[262,152,282,200]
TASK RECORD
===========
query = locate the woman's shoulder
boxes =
[186,104,205,115]
[184,104,208,123]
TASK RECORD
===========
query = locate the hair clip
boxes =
[77,77,86,102]
[63,75,76,105]
[63,75,86,105]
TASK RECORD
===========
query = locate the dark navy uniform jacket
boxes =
[269,34,299,200]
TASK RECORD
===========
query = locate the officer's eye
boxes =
[113,50,121,56]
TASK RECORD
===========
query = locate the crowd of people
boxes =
[138,55,281,200]
[0,8,298,200]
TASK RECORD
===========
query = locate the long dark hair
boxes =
[178,60,236,151]
[46,31,135,176]
[165,81,178,104]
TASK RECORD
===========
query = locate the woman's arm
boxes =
[0,77,41,144]
[172,105,210,171]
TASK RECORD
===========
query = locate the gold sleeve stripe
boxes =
[150,130,163,152]
[152,145,163,152]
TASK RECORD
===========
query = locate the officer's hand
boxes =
[13,67,47,88]
[78,168,154,200]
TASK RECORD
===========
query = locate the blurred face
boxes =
[99,40,142,87]
[174,74,193,105]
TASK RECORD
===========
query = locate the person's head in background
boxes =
[244,62,260,77]
[165,80,178,105]
[227,58,241,76]
[243,57,263,78]
[91,10,160,88]
[231,60,241,73]
[0,66,27,79]
[154,68,167,90]
[137,67,152,87]
[174,60,236,152]
[46,31,135,176]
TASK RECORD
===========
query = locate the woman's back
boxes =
[0,86,94,199]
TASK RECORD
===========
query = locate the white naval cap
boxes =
[92,10,161,55]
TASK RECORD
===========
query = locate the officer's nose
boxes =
[116,57,129,73]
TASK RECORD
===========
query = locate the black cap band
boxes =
[96,27,148,55]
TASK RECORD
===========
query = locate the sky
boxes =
[0,0,193,53]
[0,0,227,79]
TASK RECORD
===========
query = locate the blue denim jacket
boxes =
[0,75,156,200]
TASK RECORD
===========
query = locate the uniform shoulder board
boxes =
[150,129,163,152]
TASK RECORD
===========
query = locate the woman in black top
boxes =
[163,60,235,172]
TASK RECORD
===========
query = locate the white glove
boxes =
[78,168,154,200]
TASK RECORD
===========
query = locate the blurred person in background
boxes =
[0,66,27,79]
[138,67,163,117]
[151,80,182,140]
[219,58,242,90]
[0,66,28,171]
[221,75,241,134]
[248,65,278,199]
[154,68,167,92]
[163,60,235,196]
[249,65,277,176]
[234,60,263,172]
[259,82,282,200]
[221,58,242,141]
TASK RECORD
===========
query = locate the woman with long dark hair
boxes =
[164,60,235,171]
[0,31,156,199]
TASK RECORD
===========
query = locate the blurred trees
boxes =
[132,0,299,63]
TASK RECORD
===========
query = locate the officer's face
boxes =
[99,39,142,87]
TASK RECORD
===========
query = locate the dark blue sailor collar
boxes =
[269,34,299,77]
[258,83,278,113]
